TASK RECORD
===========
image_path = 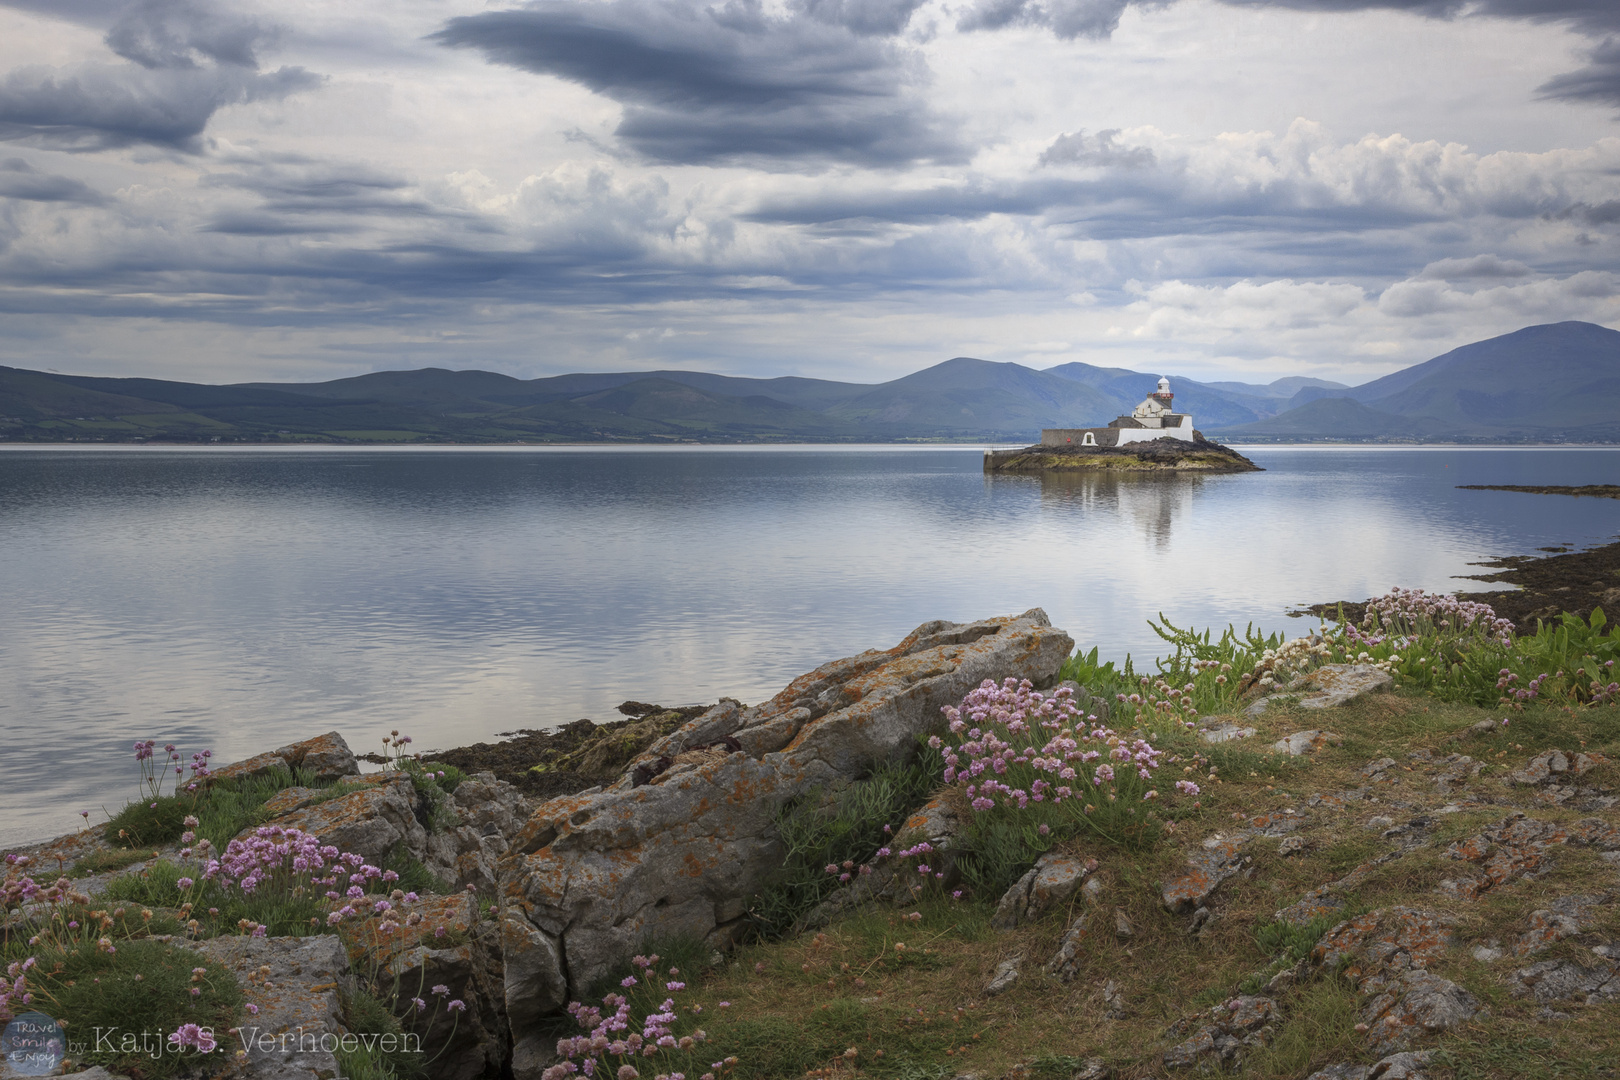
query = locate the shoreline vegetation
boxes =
[5,539,1620,1080]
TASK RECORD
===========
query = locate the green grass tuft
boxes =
[16,937,242,1080]
[749,745,942,939]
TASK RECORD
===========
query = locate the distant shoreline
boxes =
[6,440,1620,451]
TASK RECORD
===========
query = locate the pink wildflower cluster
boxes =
[132,741,213,801]
[1,957,38,1022]
[167,1024,218,1054]
[546,956,732,1080]
[200,825,397,912]
[932,679,1163,812]
[1362,586,1514,645]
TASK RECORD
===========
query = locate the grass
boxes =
[1253,910,1357,964]
[100,856,330,939]
[68,846,152,878]
[335,987,427,1080]
[8,936,242,1080]
[546,676,1618,1080]
[749,747,942,939]
[104,764,321,851]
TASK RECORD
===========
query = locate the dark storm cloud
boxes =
[430,0,960,166]
[1544,198,1620,225]
[1216,0,1620,33]
[0,0,130,26]
[105,0,272,70]
[957,0,1137,39]
[1537,38,1620,109]
[952,0,1617,42]
[0,0,319,151]
[0,64,321,151]
[744,167,1440,237]
[198,163,485,236]
[0,156,110,204]
[1039,129,1155,168]
[791,0,929,36]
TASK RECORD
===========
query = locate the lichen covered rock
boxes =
[498,609,1072,1042]
[211,732,360,785]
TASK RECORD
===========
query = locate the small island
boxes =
[985,376,1263,473]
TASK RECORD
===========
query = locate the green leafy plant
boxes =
[1254,911,1349,963]
[749,746,941,938]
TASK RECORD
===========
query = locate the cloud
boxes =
[0,63,321,151]
[1215,0,1620,36]
[752,123,1620,233]
[1418,254,1533,279]
[1537,37,1620,109]
[0,0,320,151]
[792,0,929,36]
[1549,199,1620,224]
[430,0,960,166]
[1039,129,1155,168]
[1377,269,1620,318]
[104,0,272,69]
[956,0,1141,38]
[0,156,110,204]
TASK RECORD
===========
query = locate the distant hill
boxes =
[1216,321,1620,442]
[1203,376,1348,400]
[0,356,1285,444]
[4,321,1618,443]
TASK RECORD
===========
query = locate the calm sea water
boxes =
[3,444,1618,846]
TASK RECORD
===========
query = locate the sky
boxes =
[0,0,1617,387]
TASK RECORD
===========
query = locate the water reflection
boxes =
[1029,471,1218,548]
[2,446,1618,847]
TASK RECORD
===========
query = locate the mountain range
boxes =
[1,321,1615,444]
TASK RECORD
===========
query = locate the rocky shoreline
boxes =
[984,436,1263,473]
[6,606,1620,1080]
[1303,518,1620,631]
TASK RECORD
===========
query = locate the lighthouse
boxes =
[1038,375,1197,448]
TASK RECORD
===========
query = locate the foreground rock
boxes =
[1163,994,1277,1070]
[365,894,510,1080]
[1245,663,1391,718]
[496,610,1072,1067]
[211,732,360,784]
[1311,907,1480,1055]
[178,934,352,1080]
[991,852,1095,931]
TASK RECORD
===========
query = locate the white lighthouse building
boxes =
[1040,376,1198,448]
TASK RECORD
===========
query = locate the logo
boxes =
[3,1012,65,1076]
